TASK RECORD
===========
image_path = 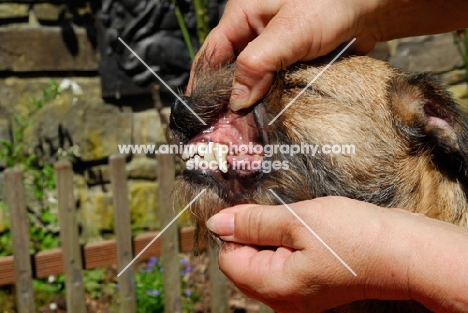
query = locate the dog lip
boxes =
[253,101,269,147]
[183,166,262,200]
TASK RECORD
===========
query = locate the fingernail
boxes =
[206,212,234,236]
[230,82,250,111]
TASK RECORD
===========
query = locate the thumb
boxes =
[206,204,300,248]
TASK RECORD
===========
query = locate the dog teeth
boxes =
[214,143,229,173]
[213,143,222,163]
[189,147,196,158]
[184,142,230,173]
[204,146,216,163]
[218,162,228,173]
[197,143,207,157]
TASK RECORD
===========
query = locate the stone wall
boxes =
[0,0,175,241]
[0,0,466,242]
[371,34,467,110]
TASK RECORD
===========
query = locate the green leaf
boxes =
[41,211,57,224]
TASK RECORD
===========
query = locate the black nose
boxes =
[169,96,207,142]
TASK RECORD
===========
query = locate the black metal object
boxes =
[97,0,226,99]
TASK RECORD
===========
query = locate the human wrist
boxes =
[365,210,468,311]
[361,208,416,301]
[405,217,468,312]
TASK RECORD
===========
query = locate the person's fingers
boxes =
[217,243,298,299]
[187,0,282,95]
[229,7,314,110]
[228,0,363,110]
[187,0,380,104]
[206,204,305,249]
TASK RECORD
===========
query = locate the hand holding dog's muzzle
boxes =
[206,197,468,313]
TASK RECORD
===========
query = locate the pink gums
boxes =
[188,109,263,171]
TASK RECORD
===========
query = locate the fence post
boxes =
[109,154,136,313]
[157,154,182,313]
[5,169,35,313]
[55,161,86,313]
[208,247,229,313]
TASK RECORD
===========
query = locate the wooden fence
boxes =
[0,153,275,313]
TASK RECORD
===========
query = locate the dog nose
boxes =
[169,96,207,141]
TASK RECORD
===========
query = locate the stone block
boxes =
[80,185,115,236]
[440,69,467,86]
[447,84,468,100]
[159,106,172,137]
[82,111,132,161]
[0,77,133,163]
[85,157,158,184]
[126,157,157,180]
[0,77,173,164]
[0,0,41,2]
[457,98,468,114]
[133,109,166,145]
[389,33,464,73]
[0,27,97,72]
[367,42,389,61]
[33,3,64,22]
[0,4,28,19]
[0,77,103,117]
[128,180,160,229]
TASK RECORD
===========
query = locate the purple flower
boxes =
[146,256,158,272]
[180,258,189,266]
[115,284,120,290]
[148,256,158,267]
[183,266,192,275]
[184,289,192,297]
[152,289,160,297]
[159,267,164,273]
[146,289,152,296]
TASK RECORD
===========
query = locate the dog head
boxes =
[169,55,468,248]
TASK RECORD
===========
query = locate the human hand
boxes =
[187,0,468,112]
[188,0,381,110]
[206,197,414,312]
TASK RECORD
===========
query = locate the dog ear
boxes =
[390,73,468,178]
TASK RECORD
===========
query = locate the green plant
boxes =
[33,274,66,310]
[192,0,210,45]
[83,268,106,299]
[0,81,61,256]
[454,29,468,88]
[0,82,64,311]
[172,0,210,60]
[0,215,11,257]
[0,81,59,168]
[133,256,199,313]
[33,274,65,295]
